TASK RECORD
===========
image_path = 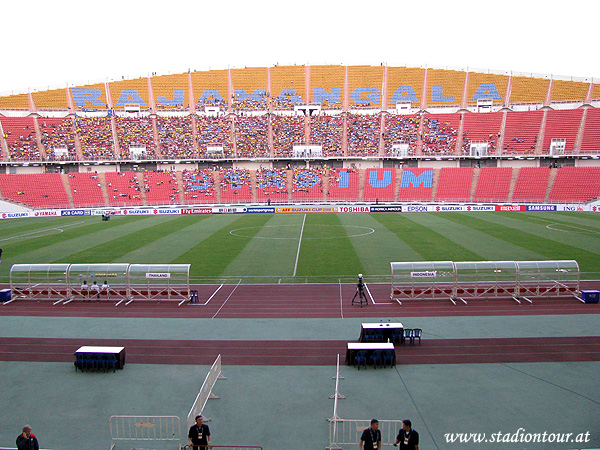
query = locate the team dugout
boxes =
[9,263,190,305]
[390,260,580,303]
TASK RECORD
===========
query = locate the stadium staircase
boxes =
[469,168,480,202]
[544,168,558,202]
[61,174,75,208]
[430,169,440,201]
[506,167,520,202]
[175,171,186,203]
[137,172,148,204]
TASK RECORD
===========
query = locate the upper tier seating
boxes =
[256,168,288,203]
[541,109,583,154]
[0,173,69,208]
[435,167,473,202]
[235,116,269,157]
[291,168,324,202]
[327,168,359,202]
[196,116,233,158]
[363,168,396,202]
[511,167,550,202]
[473,167,512,202]
[76,117,115,160]
[182,169,217,204]
[397,168,433,201]
[105,171,143,206]
[219,168,252,203]
[1,117,39,161]
[548,166,600,202]
[383,114,419,156]
[272,116,305,157]
[502,111,543,154]
[143,171,179,205]
[115,117,157,160]
[68,172,105,207]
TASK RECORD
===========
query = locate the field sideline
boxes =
[2,211,600,284]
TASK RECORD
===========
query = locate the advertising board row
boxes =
[0,203,595,220]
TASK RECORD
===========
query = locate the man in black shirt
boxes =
[188,415,211,450]
[393,419,419,450]
[16,425,39,450]
[359,419,381,450]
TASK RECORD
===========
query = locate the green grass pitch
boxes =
[1,211,600,283]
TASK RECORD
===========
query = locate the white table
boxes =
[75,346,126,369]
[359,322,403,342]
[346,343,395,366]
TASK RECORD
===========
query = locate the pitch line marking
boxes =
[546,223,600,234]
[211,279,241,319]
[292,214,306,278]
[0,220,87,242]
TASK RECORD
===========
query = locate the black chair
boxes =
[103,354,117,373]
[412,328,422,345]
[74,353,84,372]
[382,349,395,368]
[354,350,368,370]
[402,328,413,345]
[391,328,403,344]
[370,350,383,369]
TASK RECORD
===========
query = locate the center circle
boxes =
[229,224,375,240]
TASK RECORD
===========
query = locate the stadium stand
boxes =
[219,168,252,203]
[309,114,343,156]
[39,117,77,161]
[511,167,551,203]
[473,167,512,203]
[1,117,40,161]
[541,109,583,154]
[272,115,305,157]
[270,65,305,109]
[383,114,420,156]
[0,173,69,208]
[465,72,509,107]
[183,169,217,203]
[579,107,600,153]
[310,65,344,109]
[291,168,324,202]
[76,116,116,160]
[509,76,550,105]
[347,114,380,156]
[143,171,179,205]
[256,168,288,203]
[386,67,425,108]
[550,79,589,104]
[115,116,157,160]
[348,65,384,109]
[327,167,359,202]
[435,167,473,202]
[548,166,600,203]
[32,87,69,111]
[151,73,189,111]
[191,69,228,109]
[235,115,270,157]
[231,67,268,111]
[397,168,433,202]
[68,172,106,207]
[461,111,503,155]
[422,113,460,154]
[426,68,464,107]
[502,110,543,154]
[196,116,233,158]
[105,171,143,206]
[157,116,196,159]
[109,78,150,111]
[363,168,396,202]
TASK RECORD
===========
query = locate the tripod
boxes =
[352,281,368,306]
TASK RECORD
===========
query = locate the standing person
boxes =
[0,247,3,263]
[393,419,419,450]
[188,415,211,450]
[16,425,39,450]
[359,419,381,450]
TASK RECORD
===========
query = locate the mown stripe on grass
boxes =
[439,213,600,274]
[54,215,206,264]
[406,213,546,261]
[173,214,273,279]
[370,213,481,261]
[294,213,364,280]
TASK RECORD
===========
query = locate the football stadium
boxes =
[2,58,600,450]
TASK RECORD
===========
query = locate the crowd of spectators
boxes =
[2,118,40,161]
[271,115,305,157]
[309,114,343,156]
[105,171,143,205]
[232,93,268,112]
[272,92,301,110]
[347,114,380,156]
[143,170,179,204]
[196,97,227,109]
[256,167,288,200]
[220,168,252,201]
[421,116,458,154]
[115,116,157,160]
[382,114,419,155]
[235,115,270,157]
[182,169,216,202]
[39,118,77,161]
[196,116,234,158]
[157,116,196,159]
[291,167,324,201]
[76,117,116,160]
